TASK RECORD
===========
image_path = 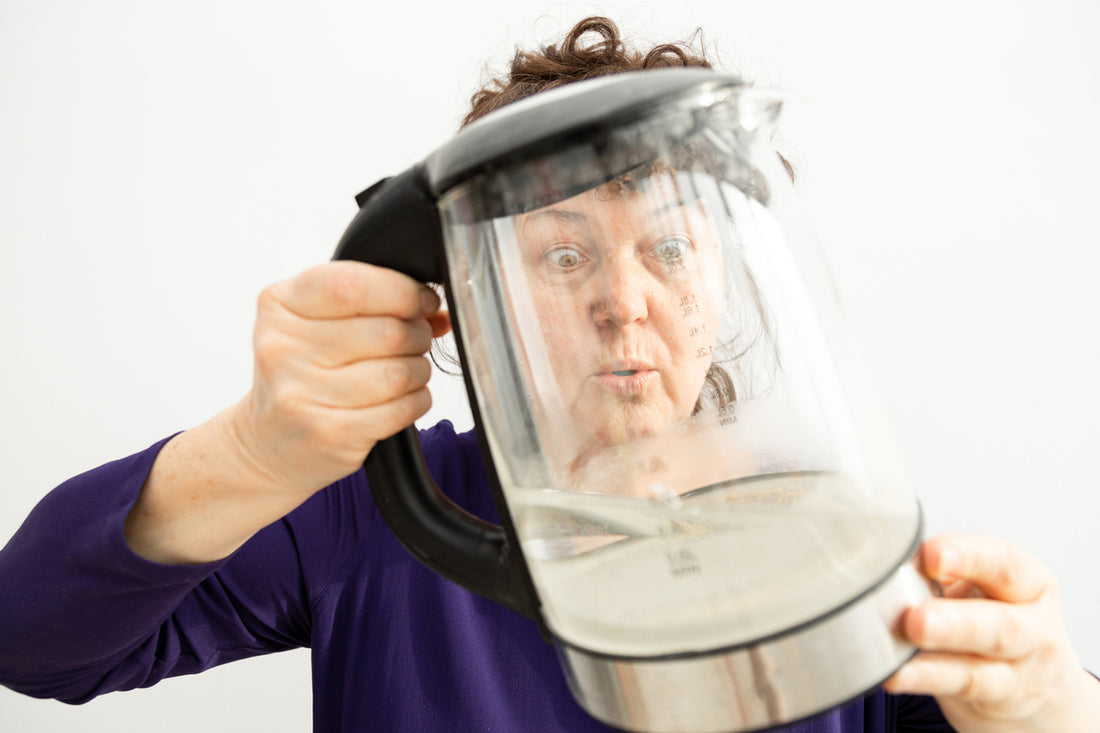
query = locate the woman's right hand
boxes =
[231,260,450,498]
[125,261,450,564]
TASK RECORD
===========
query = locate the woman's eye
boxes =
[652,236,691,263]
[545,245,586,270]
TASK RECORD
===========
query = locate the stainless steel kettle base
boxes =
[556,557,932,733]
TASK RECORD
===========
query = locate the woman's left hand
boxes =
[884,533,1100,732]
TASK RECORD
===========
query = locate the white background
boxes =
[2,0,1097,730]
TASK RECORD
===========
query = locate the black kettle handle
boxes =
[363,428,536,617]
[332,166,540,620]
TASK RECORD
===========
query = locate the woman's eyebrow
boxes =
[523,208,587,225]
[647,199,699,223]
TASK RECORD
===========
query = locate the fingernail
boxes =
[921,610,948,643]
[420,287,439,314]
[938,546,959,576]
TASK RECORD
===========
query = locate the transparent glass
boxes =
[440,88,919,658]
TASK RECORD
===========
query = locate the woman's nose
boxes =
[590,254,651,329]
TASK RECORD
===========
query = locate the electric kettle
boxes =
[332,68,932,733]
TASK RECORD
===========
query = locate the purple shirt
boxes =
[0,421,953,732]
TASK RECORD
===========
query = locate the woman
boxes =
[0,16,1096,733]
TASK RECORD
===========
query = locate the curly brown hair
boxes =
[462,16,793,183]
[462,16,714,128]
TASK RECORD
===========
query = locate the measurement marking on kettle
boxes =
[666,546,701,577]
[661,248,685,273]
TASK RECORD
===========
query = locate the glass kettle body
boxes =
[333,68,932,733]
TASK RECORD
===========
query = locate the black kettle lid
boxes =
[424,67,744,197]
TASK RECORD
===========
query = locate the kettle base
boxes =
[555,556,931,733]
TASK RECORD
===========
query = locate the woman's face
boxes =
[515,175,725,456]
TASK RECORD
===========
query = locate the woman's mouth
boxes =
[594,366,656,395]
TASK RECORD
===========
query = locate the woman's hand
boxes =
[884,533,1100,732]
[230,260,450,497]
[126,261,450,564]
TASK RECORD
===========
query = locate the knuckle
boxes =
[959,667,983,702]
[997,543,1027,586]
[385,357,430,394]
[982,662,1017,704]
[378,317,410,353]
[255,284,293,327]
[268,382,309,420]
[989,611,1025,657]
[1029,638,1067,692]
[256,284,280,313]
[383,360,412,394]
[324,265,366,312]
[253,332,292,376]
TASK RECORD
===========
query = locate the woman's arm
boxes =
[0,260,448,699]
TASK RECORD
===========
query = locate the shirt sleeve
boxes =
[0,436,337,704]
[895,693,957,732]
